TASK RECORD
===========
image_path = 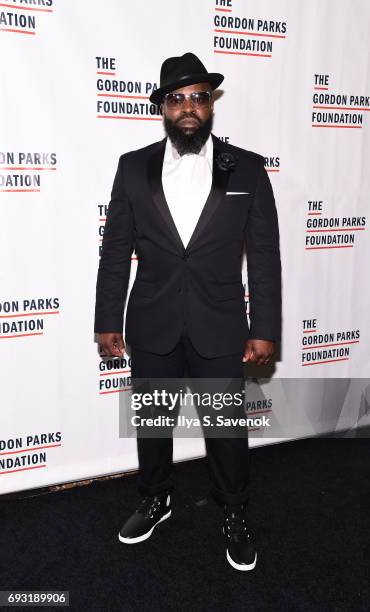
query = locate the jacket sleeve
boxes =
[94,154,134,333]
[244,161,282,341]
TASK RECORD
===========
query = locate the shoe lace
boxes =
[137,495,166,520]
[224,507,251,540]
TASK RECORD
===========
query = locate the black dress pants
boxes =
[130,328,249,507]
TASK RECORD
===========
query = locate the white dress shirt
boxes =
[162,135,213,248]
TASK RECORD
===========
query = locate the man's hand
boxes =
[97,332,125,357]
[243,339,275,365]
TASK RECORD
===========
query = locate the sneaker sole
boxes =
[118,510,172,544]
[226,549,257,571]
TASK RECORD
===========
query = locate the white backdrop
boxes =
[1,0,370,494]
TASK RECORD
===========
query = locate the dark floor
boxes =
[0,438,369,612]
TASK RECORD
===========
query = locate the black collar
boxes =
[147,134,231,254]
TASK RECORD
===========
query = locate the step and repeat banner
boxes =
[1,0,370,494]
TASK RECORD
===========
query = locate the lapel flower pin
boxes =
[216,151,238,172]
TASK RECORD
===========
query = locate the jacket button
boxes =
[178,287,182,293]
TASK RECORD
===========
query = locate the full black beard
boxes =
[164,114,213,156]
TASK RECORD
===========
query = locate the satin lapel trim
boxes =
[147,139,185,254]
[186,138,230,252]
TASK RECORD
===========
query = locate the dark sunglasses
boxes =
[163,91,212,109]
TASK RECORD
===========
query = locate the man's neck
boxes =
[167,133,212,160]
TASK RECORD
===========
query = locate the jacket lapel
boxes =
[147,138,185,254]
[186,135,230,252]
[147,134,231,255]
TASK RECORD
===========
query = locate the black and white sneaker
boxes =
[118,492,171,544]
[223,503,257,571]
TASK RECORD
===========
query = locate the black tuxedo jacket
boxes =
[94,134,282,358]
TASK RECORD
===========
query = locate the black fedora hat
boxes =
[149,52,224,105]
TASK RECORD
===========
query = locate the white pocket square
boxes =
[226,191,250,195]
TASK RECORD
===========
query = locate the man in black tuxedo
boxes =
[94,52,281,571]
